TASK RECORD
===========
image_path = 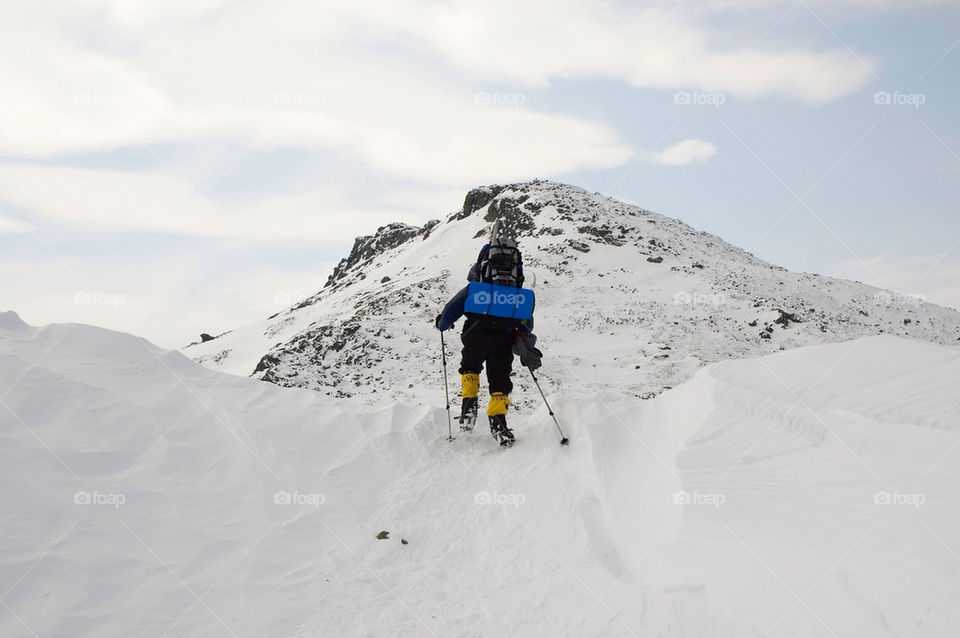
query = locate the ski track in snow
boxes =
[2,310,960,636]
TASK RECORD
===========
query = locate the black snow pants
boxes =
[458,326,515,395]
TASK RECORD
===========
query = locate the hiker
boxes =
[435,235,542,446]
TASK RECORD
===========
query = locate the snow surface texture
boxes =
[3,310,960,636]
[187,181,960,414]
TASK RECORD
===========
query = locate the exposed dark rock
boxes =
[773,309,802,328]
[200,333,215,342]
[484,197,536,236]
[325,221,438,291]
[254,353,279,374]
[524,200,544,214]
[456,185,507,219]
[647,256,663,264]
[537,227,564,237]
[577,225,625,246]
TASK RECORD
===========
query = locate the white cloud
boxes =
[0,0,876,173]
[652,139,718,166]
[0,254,336,349]
[0,0,633,181]
[383,185,472,220]
[380,1,876,101]
[0,214,31,233]
[0,165,428,241]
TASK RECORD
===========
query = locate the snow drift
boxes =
[2,310,959,636]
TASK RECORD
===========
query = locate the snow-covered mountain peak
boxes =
[317,179,770,300]
[186,180,960,403]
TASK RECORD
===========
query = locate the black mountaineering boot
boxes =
[489,415,515,447]
[458,397,478,431]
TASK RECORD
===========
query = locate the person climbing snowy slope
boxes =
[435,231,542,446]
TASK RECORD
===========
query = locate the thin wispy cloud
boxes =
[652,139,718,166]
[0,165,424,241]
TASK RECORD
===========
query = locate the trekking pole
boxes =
[528,369,569,446]
[440,330,454,442]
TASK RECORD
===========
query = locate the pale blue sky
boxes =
[1,0,958,347]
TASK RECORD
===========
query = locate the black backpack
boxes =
[475,238,524,288]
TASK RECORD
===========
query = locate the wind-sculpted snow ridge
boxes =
[3,312,960,636]
[186,180,960,405]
